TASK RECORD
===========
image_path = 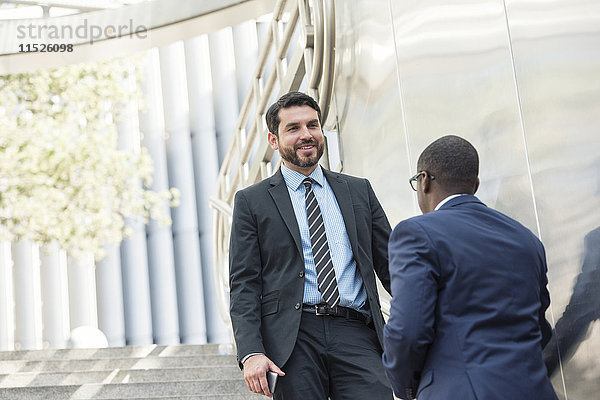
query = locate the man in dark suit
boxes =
[229,92,393,399]
[382,135,558,400]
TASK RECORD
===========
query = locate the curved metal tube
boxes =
[212,210,232,325]
[309,0,324,89]
[209,197,233,217]
[319,0,335,123]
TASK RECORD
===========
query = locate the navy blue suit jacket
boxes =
[383,195,557,400]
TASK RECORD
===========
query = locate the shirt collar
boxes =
[434,194,468,211]
[281,164,325,191]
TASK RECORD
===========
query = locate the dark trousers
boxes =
[274,311,393,400]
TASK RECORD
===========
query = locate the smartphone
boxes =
[267,371,279,394]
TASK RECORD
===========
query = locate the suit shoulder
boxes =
[235,176,273,197]
[232,177,276,220]
[487,207,543,241]
[392,214,429,235]
[325,170,369,186]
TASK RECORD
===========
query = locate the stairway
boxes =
[0,344,264,399]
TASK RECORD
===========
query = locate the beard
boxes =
[279,140,325,169]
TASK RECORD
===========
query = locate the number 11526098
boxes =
[19,43,73,52]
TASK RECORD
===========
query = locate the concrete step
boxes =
[0,355,238,374]
[0,394,261,400]
[0,344,231,361]
[0,344,256,399]
[95,397,264,400]
[0,380,265,400]
[0,366,244,387]
[91,397,263,400]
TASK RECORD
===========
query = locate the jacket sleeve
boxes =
[229,190,265,368]
[383,219,438,399]
[366,179,392,294]
[538,243,553,349]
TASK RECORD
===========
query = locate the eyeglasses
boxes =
[409,171,435,191]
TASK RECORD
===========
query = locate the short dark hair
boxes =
[417,135,479,194]
[265,91,322,137]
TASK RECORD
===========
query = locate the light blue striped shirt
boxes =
[280,164,367,310]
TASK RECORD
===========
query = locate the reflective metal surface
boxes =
[333,0,413,226]
[505,1,600,397]
[333,0,600,398]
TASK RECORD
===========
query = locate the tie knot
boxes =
[303,178,313,189]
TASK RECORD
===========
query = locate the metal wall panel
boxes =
[387,0,539,233]
[506,1,600,398]
[334,0,540,228]
[333,0,413,226]
[333,0,600,398]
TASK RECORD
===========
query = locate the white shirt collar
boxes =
[434,194,468,211]
[280,164,324,191]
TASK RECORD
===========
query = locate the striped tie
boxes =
[303,178,340,307]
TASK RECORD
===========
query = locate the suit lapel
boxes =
[323,170,359,258]
[268,170,303,258]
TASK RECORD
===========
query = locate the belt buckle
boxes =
[314,304,329,316]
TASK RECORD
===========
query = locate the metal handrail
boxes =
[209,0,336,325]
[319,0,335,122]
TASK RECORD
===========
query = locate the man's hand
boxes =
[243,354,285,397]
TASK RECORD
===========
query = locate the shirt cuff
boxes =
[241,352,264,365]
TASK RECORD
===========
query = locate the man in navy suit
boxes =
[382,135,557,400]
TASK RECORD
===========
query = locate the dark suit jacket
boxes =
[229,168,391,369]
[383,195,557,400]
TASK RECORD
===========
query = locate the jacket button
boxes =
[299,271,304,278]
[295,302,301,310]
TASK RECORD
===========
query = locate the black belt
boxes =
[302,303,370,324]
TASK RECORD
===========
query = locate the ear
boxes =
[268,132,279,151]
[422,173,432,193]
[473,177,480,194]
